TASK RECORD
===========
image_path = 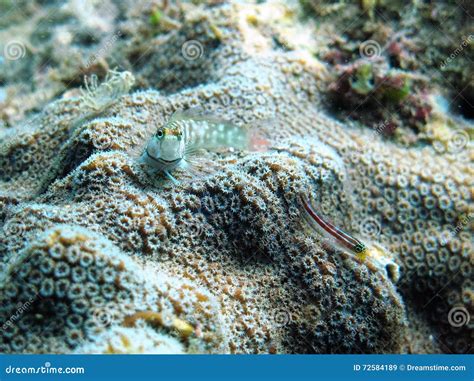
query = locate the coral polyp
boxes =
[79,70,136,113]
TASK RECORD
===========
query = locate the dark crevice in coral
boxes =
[453,92,474,120]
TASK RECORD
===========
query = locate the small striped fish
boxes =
[299,194,368,260]
[141,109,268,183]
[299,194,400,282]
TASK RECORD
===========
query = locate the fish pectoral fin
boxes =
[164,170,179,185]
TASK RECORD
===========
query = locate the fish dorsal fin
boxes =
[167,108,233,126]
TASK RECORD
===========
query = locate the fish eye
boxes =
[156,129,164,139]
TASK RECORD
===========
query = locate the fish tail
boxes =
[247,128,271,152]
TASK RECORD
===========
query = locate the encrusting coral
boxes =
[0,226,226,353]
[0,0,472,354]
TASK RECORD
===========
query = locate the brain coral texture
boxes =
[0,1,472,354]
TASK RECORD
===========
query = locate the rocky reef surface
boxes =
[0,0,472,354]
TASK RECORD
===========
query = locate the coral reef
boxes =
[0,0,472,354]
[303,0,473,148]
[0,225,226,353]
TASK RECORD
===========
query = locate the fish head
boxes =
[146,126,185,163]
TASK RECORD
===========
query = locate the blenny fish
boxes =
[141,109,268,183]
[299,194,368,260]
[299,194,399,282]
